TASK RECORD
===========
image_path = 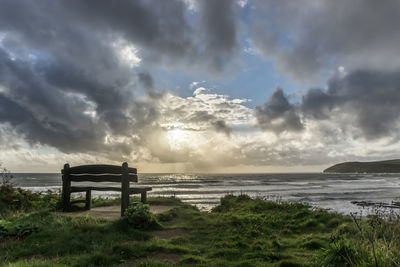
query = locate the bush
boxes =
[124,203,160,230]
[0,219,40,239]
[0,162,14,186]
[0,163,61,213]
[0,186,61,212]
[319,211,400,266]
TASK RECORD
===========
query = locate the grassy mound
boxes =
[1,186,400,266]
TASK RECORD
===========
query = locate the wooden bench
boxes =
[61,162,152,216]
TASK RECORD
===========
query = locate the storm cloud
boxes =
[249,0,400,141]
[255,88,303,133]
[1,0,400,171]
[302,70,400,139]
[198,0,239,71]
[249,0,400,83]
[0,0,241,160]
[255,69,400,142]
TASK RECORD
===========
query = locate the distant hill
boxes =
[323,159,400,173]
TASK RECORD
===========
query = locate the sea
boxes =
[9,172,400,215]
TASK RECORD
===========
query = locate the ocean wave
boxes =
[12,173,400,215]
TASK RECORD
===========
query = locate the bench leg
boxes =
[121,184,129,217]
[65,191,71,211]
[85,190,91,210]
[62,178,71,212]
[141,192,147,203]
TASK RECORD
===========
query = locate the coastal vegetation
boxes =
[324,159,400,173]
[1,168,400,266]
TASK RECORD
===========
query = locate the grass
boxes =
[158,195,353,266]
[1,179,400,266]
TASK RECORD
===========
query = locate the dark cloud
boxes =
[212,120,232,137]
[256,69,400,140]
[0,48,126,153]
[0,0,240,160]
[64,0,193,65]
[250,0,400,82]
[302,70,400,139]
[0,0,191,65]
[249,0,400,140]
[198,0,238,71]
[0,42,159,156]
[184,111,232,136]
[255,88,303,133]
[188,111,216,123]
[138,72,154,91]
[2,0,400,169]
[301,88,335,120]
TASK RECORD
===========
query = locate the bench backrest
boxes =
[62,163,138,183]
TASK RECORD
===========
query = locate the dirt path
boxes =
[57,205,177,220]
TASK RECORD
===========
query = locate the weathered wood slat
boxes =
[68,174,138,182]
[65,164,137,174]
[71,186,122,192]
[70,186,152,193]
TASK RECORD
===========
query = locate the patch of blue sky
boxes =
[136,4,304,108]
[29,50,50,61]
[1,38,50,63]
[219,50,294,108]
[238,1,252,24]
[142,66,200,98]
[143,49,299,109]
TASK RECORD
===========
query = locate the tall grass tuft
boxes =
[0,163,61,215]
[321,208,400,266]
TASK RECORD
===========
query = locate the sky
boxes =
[1,0,400,173]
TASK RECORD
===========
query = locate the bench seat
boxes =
[70,186,152,193]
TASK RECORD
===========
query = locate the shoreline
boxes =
[8,172,400,216]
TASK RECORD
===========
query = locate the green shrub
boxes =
[0,185,61,213]
[0,164,61,213]
[321,240,362,266]
[319,210,400,266]
[0,219,40,239]
[212,194,236,212]
[237,194,252,202]
[124,203,160,230]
